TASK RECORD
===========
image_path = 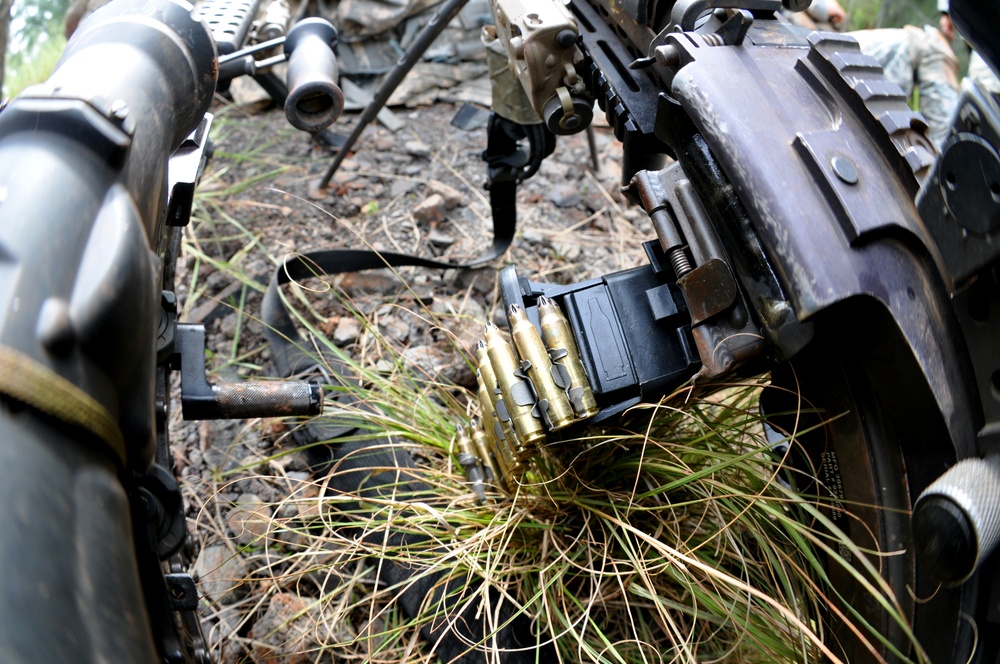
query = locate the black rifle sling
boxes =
[261,178,516,377]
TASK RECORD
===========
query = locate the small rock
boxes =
[285,470,312,486]
[307,178,329,200]
[390,178,418,198]
[220,640,248,664]
[455,314,488,352]
[432,297,487,350]
[193,544,249,605]
[219,313,239,337]
[249,593,355,663]
[426,179,463,209]
[274,525,310,550]
[452,267,494,296]
[402,345,447,379]
[249,593,312,664]
[333,316,361,345]
[379,316,411,343]
[545,161,572,178]
[337,271,400,296]
[331,171,356,185]
[521,228,548,246]
[402,344,475,387]
[553,242,582,262]
[412,193,447,224]
[547,183,582,208]
[373,135,395,151]
[226,494,273,546]
[428,228,456,247]
[404,140,431,158]
[214,605,244,638]
[203,440,253,473]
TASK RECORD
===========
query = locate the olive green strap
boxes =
[0,344,127,466]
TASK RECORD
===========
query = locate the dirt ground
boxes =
[173,92,656,662]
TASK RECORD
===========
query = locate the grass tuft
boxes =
[181,136,922,662]
[194,271,923,663]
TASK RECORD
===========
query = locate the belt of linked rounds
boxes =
[455,296,600,496]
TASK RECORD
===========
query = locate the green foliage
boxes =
[2,0,70,98]
[875,0,940,29]
[2,31,63,99]
[843,0,943,30]
[842,0,881,30]
[10,0,70,49]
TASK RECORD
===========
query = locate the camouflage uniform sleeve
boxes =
[849,29,915,98]
[851,26,958,146]
[912,25,959,146]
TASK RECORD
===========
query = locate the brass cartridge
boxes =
[456,424,486,502]
[537,296,599,419]
[508,304,576,430]
[475,341,519,475]
[484,322,547,446]
[471,417,505,490]
[477,376,515,480]
[456,423,479,461]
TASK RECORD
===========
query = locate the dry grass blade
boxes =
[179,107,922,664]
[182,275,924,663]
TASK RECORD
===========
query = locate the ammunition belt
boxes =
[458,296,599,493]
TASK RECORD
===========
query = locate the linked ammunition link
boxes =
[458,298,598,495]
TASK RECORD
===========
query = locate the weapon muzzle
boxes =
[283,18,344,132]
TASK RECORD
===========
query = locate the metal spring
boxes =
[669,246,694,279]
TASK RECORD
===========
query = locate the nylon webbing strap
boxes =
[261,114,556,377]
[262,176,519,377]
[0,344,127,465]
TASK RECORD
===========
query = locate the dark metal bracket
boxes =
[172,323,323,420]
[166,114,214,228]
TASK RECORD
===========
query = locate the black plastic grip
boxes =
[283,18,344,132]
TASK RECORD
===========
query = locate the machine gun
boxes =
[0,1,344,661]
[463,0,1000,660]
